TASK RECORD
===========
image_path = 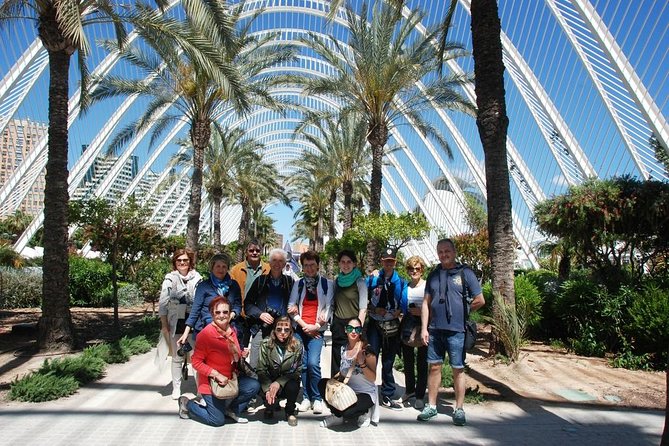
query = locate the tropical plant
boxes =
[88,0,296,255]
[534,176,669,284]
[0,0,171,351]
[287,168,329,251]
[302,0,474,267]
[294,111,371,231]
[171,125,263,250]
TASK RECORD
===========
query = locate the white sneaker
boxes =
[319,415,344,428]
[357,413,371,427]
[312,400,324,414]
[298,399,312,412]
[225,410,248,424]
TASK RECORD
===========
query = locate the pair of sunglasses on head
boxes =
[345,325,362,334]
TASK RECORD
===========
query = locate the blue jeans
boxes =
[427,329,465,369]
[296,329,324,402]
[367,320,399,398]
[187,375,260,427]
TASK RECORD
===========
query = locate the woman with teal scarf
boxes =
[331,250,368,375]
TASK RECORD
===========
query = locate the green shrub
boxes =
[38,355,106,385]
[440,363,453,388]
[609,347,652,371]
[133,257,170,309]
[125,316,160,346]
[624,281,669,366]
[120,335,152,355]
[69,256,112,306]
[9,373,79,402]
[118,283,144,307]
[0,266,42,309]
[514,275,543,328]
[569,325,606,357]
[552,270,627,350]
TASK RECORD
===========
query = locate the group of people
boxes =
[157,238,484,429]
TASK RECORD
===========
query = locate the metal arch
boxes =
[0,41,49,137]
[545,0,668,180]
[0,1,182,216]
[569,0,669,174]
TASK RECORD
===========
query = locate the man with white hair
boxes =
[244,248,296,368]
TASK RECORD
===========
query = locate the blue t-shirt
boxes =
[266,279,287,315]
[425,265,481,332]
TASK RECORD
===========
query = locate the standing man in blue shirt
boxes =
[418,239,485,426]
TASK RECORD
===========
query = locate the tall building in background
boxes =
[72,149,139,202]
[0,119,47,217]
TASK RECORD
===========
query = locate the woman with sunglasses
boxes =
[159,249,202,399]
[399,256,428,409]
[256,316,303,426]
[178,297,260,426]
[318,318,379,428]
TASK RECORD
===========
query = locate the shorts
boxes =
[426,329,465,369]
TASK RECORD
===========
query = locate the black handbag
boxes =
[461,270,478,351]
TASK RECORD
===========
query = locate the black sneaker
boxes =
[381,395,403,410]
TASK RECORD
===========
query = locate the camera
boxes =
[177,341,192,357]
[262,307,281,328]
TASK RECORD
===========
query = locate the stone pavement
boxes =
[0,341,663,445]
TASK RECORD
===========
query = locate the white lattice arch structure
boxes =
[1,0,667,266]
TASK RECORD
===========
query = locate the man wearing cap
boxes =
[366,246,405,410]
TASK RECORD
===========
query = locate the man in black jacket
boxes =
[244,248,295,368]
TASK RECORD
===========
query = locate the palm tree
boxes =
[294,111,370,231]
[229,157,288,261]
[171,125,263,250]
[287,168,329,252]
[89,0,296,255]
[302,1,474,266]
[471,0,515,311]
[0,0,171,351]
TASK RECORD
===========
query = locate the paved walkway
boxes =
[0,342,664,445]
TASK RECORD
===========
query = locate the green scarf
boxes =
[337,268,362,288]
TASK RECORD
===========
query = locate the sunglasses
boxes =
[275,327,291,333]
[248,249,261,254]
[214,310,230,315]
[176,258,190,263]
[345,325,362,334]
[407,267,422,272]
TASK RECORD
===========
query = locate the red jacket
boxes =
[191,323,240,395]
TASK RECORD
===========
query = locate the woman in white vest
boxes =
[159,249,202,399]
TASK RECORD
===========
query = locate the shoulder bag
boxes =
[209,373,239,399]
[324,355,358,411]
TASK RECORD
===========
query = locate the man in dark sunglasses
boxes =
[231,239,270,347]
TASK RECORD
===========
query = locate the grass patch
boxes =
[9,316,160,402]
[464,385,485,404]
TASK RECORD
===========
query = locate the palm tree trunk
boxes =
[328,189,336,239]
[472,0,516,355]
[237,197,250,262]
[186,119,211,257]
[212,192,222,251]
[37,17,75,351]
[343,179,353,230]
[365,124,388,272]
